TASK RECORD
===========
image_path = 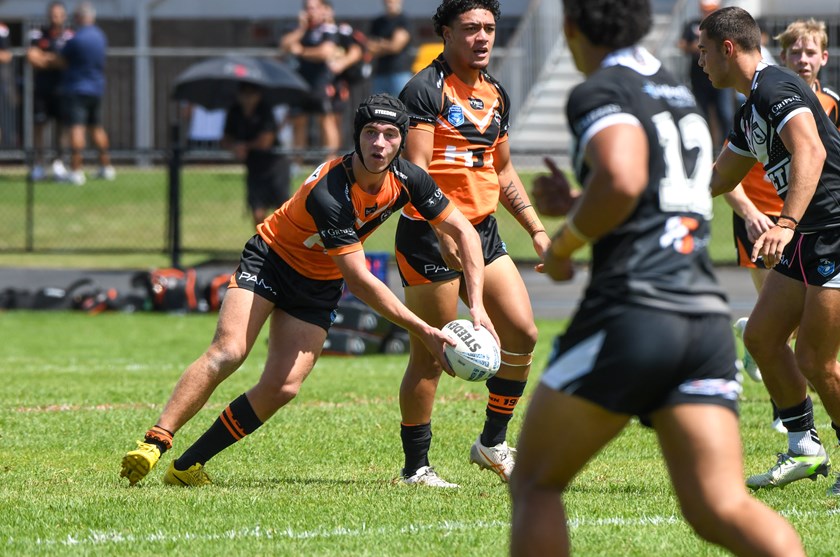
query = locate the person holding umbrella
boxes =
[221,82,290,225]
[119,94,496,487]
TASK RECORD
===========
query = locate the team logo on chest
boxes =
[448,105,464,126]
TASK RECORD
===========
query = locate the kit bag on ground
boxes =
[323,300,410,355]
[133,268,205,313]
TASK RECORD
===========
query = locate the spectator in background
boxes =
[221,83,290,226]
[279,0,340,164]
[325,3,369,150]
[678,0,734,151]
[368,0,413,96]
[26,1,73,182]
[58,1,115,186]
[0,21,12,145]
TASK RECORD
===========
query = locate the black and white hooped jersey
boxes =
[728,63,840,232]
[567,46,728,315]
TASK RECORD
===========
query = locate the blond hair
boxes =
[775,18,828,52]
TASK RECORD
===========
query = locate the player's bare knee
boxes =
[205,342,247,372]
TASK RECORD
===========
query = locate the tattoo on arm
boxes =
[502,180,540,233]
[503,181,528,214]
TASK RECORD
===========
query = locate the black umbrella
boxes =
[172,56,310,109]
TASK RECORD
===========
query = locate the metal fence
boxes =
[0,151,278,262]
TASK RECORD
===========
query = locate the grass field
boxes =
[0,166,736,270]
[1,312,838,556]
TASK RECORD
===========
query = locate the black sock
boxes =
[481,377,527,447]
[175,393,263,470]
[778,396,815,433]
[771,400,780,421]
[401,422,432,476]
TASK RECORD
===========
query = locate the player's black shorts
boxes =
[732,212,777,269]
[394,214,508,287]
[62,94,102,127]
[230,235,343,331]
[541,300,740,419]
[33,91,62,124]
[775,228,840,287]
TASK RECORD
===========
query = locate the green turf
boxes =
[0,167,736,269]
[0,312,837,556]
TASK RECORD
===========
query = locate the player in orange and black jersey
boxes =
[723,18,840,428]
[394,0,551,487]
[119,94,496,487]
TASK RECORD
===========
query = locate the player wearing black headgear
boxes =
[119,95,497,489]
[353,93,410,172]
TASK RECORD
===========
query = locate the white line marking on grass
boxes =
[10,508,837,548]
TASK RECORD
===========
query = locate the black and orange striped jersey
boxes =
[399,54,510,224]
[257,154,453,281]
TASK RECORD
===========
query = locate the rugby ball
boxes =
[441,319,500,382]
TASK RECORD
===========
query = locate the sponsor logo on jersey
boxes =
[305,162,327,185]
[765,157,790,192]
[468,97,484,110]
[574,104,620,136]
[364,204,378,217]
[641,81,695,108]
[379,209,393,222]
[424,188,443,207]
[818,259,836,277]
[321,227,355,238]
[448,105,464,127]
[493,110,501,126]
[771,95,801,115]
[659,216,701,254]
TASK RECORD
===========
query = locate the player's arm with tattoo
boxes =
[495,140,552,260]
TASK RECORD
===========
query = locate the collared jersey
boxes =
[740,78,840,216]
[258,154,453,280]
[568,46,728,315]
[728,64,840,231]
[399,54,510,223]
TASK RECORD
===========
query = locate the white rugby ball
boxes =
[441,319,500,382]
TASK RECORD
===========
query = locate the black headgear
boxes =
[353,94,410,172]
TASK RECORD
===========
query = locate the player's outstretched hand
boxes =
[533,157,577,217]
[538,251,575,282]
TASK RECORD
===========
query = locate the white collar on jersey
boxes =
[601,46,661,76]
[751,61,769,91]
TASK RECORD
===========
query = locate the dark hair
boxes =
[698,6,761,52]
[563,0,651,49]
[353,94,410,164]
[432,0,501,38]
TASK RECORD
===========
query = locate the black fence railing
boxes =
[0,148,280,266]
